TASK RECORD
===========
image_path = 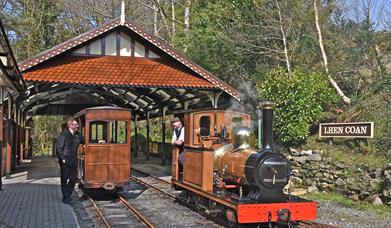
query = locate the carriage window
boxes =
[78,117,85,140]
[199,116,211,136]
[89,121,108,144]
[232,117,243,131]
[110,121,127,144]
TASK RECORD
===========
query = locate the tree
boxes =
[313,0,351,104]
[257,68,338,144]
[1,0,71,60]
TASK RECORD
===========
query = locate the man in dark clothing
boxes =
[171,117,185,171]
[56,119,82,204]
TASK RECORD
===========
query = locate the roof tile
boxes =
[23,56,217,89]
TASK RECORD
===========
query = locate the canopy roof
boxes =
[23,56,216,89]
[19,17,240,117]
[0,20,26,95]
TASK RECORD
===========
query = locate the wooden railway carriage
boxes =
[172,105,317,226]
[75,106,131,191]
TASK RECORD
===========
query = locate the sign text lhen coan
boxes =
[319,122,374,138]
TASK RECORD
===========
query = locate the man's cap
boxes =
[172,117,181,123]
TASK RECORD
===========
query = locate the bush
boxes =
[351,93,391,156]
[256,68,338,144]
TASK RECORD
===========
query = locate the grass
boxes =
[303,192,391,218]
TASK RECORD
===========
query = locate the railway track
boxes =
[130,168,180,199]
[297,220,338,228]
[130,167,337,228]
[84,191,155,228]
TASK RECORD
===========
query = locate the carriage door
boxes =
[86,121,109,183]
[108,120,129,183]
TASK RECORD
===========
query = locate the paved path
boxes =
[0,158,79,228]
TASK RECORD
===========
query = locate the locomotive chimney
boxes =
[260,101,275,151]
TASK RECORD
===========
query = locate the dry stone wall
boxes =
[285,147,391,206]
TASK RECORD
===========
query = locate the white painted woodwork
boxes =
[105,32,117,56]
[73,46,86,54]
[70,31,161,58]
[90,39,101,55]
[134,41,145,57]
[120,32,131,56]
[0,56,7,66]
[149,50,160,58]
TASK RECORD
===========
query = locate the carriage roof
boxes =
[73,106,131,118]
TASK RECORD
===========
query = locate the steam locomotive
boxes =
[171,102,317,226]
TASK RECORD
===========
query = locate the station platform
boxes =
[0,155,172,228]
[0,157,79,228]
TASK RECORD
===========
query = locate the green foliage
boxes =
[173,0,257,87]
[339,93,391,156]
[32,116,66,156]
[257,68,338,144]
[1,0,73,60]
[361,96,391,155]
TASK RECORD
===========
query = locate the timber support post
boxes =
[134,115,138,158]
[161,107,167,166]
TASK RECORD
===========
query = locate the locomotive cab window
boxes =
[232,117,243,132]
[199,116,211,137]
[110,121,127,144]
[89,121,108,144]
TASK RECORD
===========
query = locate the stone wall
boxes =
[286,147,391,206]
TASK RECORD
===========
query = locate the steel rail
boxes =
[298,220,338,227]
[130,175,177,199]
[130,167,172,184]
[118,195,156,228]
[86,195,111,228]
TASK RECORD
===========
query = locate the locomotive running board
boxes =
[171,179,237,209]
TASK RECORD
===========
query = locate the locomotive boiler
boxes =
[171,102,317,226]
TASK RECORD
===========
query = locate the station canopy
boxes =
[0,20,26,96]
[19,16,241,118]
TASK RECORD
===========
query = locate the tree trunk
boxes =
[275,0,291,75]
[153,1,159,35]
[314,0,351,104]
[171,0,175,36]
[184,0,191,30]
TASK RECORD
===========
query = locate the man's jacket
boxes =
[56,129,83,167]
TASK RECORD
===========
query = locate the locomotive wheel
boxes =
[186,192,194,204]
[208,200,220,217]
[227,219,237,228]
[78,182,84,189]
[226,208,238,228]
[195,195,204,210]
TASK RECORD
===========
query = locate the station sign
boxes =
[319,122,374,138]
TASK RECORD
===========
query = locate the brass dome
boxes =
[233,127,255,150]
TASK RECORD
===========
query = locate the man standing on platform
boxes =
[171,117,185,171]
[56,119,82,204]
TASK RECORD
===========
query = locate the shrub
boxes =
[256,68,338,144]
